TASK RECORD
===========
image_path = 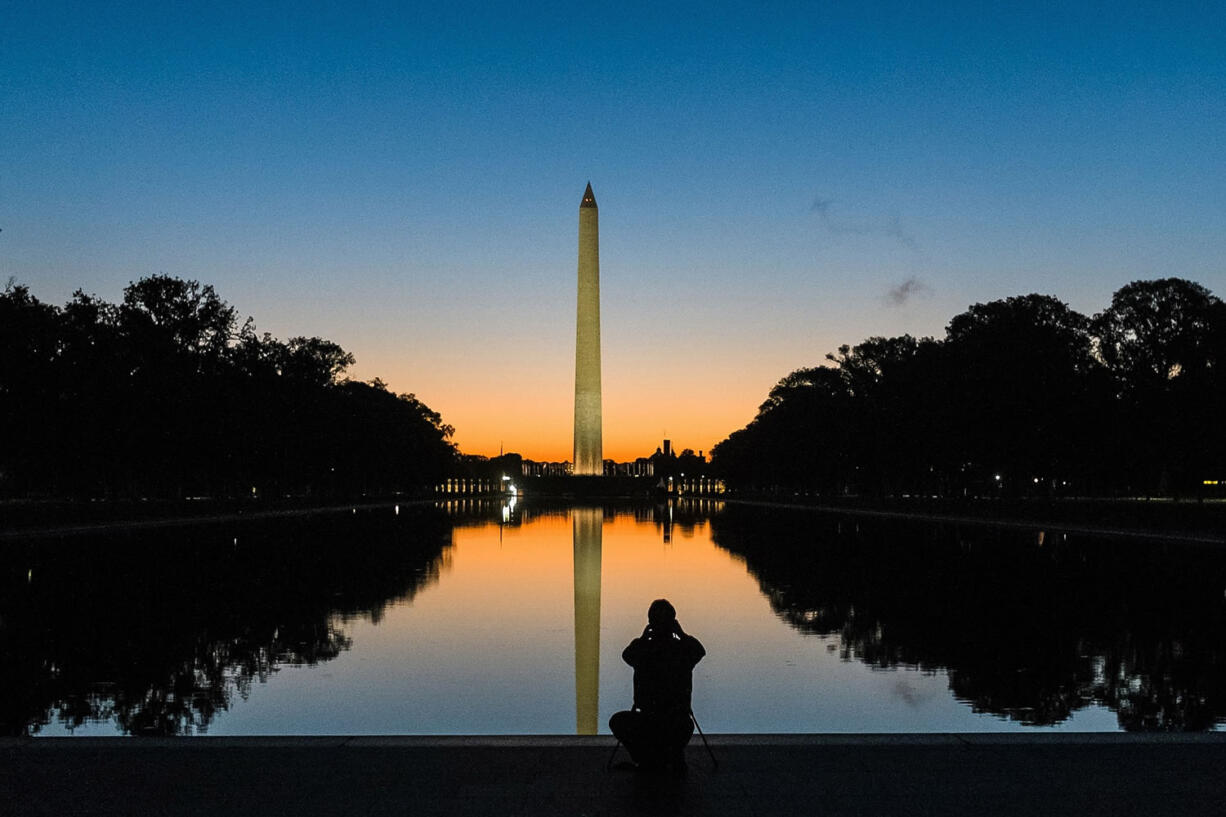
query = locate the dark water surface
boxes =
[3,500,1224,735]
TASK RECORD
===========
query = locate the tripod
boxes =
[690,709,718,769]
[606,710,718,771]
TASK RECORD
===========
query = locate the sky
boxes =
[3,1,1224,461]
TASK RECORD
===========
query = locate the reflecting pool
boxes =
[5,499,1225,735]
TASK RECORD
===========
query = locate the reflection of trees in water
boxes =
[710,506,1226,730]
[0,507,452,736]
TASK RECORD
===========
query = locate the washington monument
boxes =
[573,182,602,475]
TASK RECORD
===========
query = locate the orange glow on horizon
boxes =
[350,347,781,463]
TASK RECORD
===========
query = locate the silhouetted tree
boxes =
[712,366,854,493]
[941,294,1098,495]
[1094,279,1222,389]
[1092,279,1226,494]
[279,336,355,387]
[120,275,236,366]
[0,283,62,493]
[826,334,945,495]
[0,276,456,500]
[711,278,1222,498]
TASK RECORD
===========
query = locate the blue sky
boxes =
[3,1,1223,458]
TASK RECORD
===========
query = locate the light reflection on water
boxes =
[7,500,1226,735]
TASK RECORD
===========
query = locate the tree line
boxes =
[711,278,1226,498]
[1,276,456,499]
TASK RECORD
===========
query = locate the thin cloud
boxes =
[885,276,931,306]
[810,196,918,251]
[883,213,917,251]
[810,196,834,215]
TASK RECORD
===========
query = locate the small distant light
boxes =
[1033,478,1039,484]
[233,537,238,547]
[994,474,1001,481]
[395,505,400,515]
[1205,480,1220,486]
[352,508,357,514]
[27,569,33,583]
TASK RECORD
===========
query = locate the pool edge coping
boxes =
[6,732,1226,749]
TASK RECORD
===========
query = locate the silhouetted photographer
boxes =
[609,599,706,773]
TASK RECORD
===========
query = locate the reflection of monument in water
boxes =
[572,507,602,734]
[573,182,603,475]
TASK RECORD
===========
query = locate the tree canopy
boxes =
[0,276,456,499]
[711,278,1225,497]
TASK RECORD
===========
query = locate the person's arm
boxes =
[668,619,705,664]
[622,636,644,666]
[682,634,705,666]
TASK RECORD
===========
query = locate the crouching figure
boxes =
[609,599,706,772]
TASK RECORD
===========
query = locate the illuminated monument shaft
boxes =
[573,182,602,475]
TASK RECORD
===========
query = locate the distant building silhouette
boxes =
[604,459,655,477]
[520,460,573,477]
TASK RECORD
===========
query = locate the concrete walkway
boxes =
[4,734,1224,816]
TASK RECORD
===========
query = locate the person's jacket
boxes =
[623,628,705,716]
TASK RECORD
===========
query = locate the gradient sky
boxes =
[3,1,1224,461]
